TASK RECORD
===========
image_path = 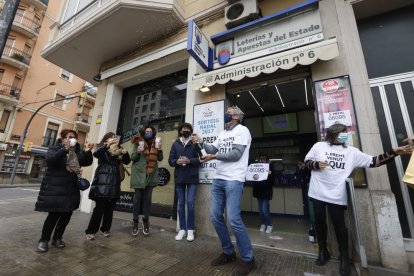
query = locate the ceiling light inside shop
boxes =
[248,90,264,112]
[200,86,210,93]
[274,85,285,108]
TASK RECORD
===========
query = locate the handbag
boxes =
[77,174,90,191]
[403,153,414,188]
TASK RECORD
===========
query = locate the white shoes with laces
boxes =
[259,224,266,232]
[187,230,194,242]
[265,226,273,234]
[175,230,186,241]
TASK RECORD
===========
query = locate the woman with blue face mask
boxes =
[129,125,163,237]
[304,123,413,276]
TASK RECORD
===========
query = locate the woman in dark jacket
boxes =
[168,123,200,242]
[85,132,131,240]
[35,129,93,253]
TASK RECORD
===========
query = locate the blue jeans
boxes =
[211,179,253,262]
[257,198,272,226]
[176,183,197,230]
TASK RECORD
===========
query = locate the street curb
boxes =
[0,184,41,188]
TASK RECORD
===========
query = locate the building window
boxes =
[12,75,22,89]
[134,107,140,115]
[53,93,66,109]
[151,92,157,100]
[60,68,72,81]
[0,110,11,133]
[150,103,155,111]
[23,43,32,55]
[141,116,147,124]
[136,96,141,104]
[142,105,148,112]
[0,69,4,82]
[133,117,139,126]
[144,94,149,102]
[43,122,59,146]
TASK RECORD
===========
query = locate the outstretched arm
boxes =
[369,145,413,168]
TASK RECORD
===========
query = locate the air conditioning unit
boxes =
[224,0,260,29]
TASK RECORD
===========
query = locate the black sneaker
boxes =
[210,252,236,266]
[233,258,256,276]
[37,240,48,253]
[143,220,149,236]
[132,223,139,236]
[51,239,65,248]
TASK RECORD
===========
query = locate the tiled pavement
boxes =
[0,188,352,276]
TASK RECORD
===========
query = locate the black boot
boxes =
[315,247,330,266]
[339,253,351,276]
[37,240,48,253]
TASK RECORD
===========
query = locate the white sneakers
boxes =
[187,230,194,242]
[265,226,273,234]
[175,230,186,240]
[86,234,95,240]
[175,229,195,241]
[259,224,266,232]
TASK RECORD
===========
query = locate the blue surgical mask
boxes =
[144,132,153,140]
[224,113,233,123]
[337,132,348,144]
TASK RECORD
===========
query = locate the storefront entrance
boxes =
[227,71,318,254]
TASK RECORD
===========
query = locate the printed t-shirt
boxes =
[212,124,251,182]
[305,142,372,205]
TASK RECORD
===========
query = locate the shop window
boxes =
[0,110,11,133]
[53,93,66,109]
[142,105,148,112]
[43,122,59,146]
[60,68,72,82]
[1,154,29,173]
[30,156,46,179]
[150,103,155,111]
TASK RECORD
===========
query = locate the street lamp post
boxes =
[9,94,81,185]
[18,82,56,111]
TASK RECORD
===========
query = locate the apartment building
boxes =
[0,0,95,184]
[40,0,414,272]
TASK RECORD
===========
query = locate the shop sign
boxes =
[0,143,8,151]
[246,163,270,181]
[193,100,225,184]
[213,9,323,69]
[314,76,357,144]
[187,20,213,70]
[115,192,134,211]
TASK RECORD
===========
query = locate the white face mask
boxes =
[69,138,77,147]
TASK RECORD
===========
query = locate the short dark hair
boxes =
[178,122,193,137]
[326,123,347,145]
[60,129,77,139]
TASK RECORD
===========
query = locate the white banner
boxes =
[193,100,225,184]
[246,163,270,181]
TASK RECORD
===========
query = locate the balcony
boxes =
[75,113,92,130]
[20,0,48,11]
[41,0,185,84]
[1,46,32,70]
[12,14,41,38]
[0,83,20,105]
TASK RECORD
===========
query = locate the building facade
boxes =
[0,0,95,184]
[41,0,414,272]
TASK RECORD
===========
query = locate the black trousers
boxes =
[40,212,73,242]
[133,186,153,222]
[85,198,116,234]
[312,198,348,254]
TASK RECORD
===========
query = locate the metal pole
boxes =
[9,95,80,185]
[0,0,20,55]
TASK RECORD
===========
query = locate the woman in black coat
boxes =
[85,132,131,240]
[35,129,93,253]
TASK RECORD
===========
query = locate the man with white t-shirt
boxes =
[305,123,413,276]
[192,106,255,276]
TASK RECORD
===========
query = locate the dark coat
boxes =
[252,174,273,200]
[89,145,131,200]
[168,138,200,184]
[35,140,93,213]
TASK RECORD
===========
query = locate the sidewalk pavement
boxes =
[0,190,349,276]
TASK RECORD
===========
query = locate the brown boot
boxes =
[210,252,236,266]
[233,258,255,276]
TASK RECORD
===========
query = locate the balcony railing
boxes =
[76,113,92,124]
[0,83,20,99]
[13,14,41,34]
[2,46,32,65]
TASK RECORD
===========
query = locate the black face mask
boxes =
[182,131,191,138]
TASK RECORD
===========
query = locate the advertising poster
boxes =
[193,100,225,184]
[314,76,358,144]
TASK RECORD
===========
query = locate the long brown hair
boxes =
[98,132,116,147]
[60,129,77,139]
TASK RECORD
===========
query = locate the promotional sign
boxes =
[187,20,213,70]
[314,76,358,144]
[246,163,270,181]
[193,100,225,183]
[213,9,323,69]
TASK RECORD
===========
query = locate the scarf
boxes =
[131,135,158,175]
[66,147,81,174]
